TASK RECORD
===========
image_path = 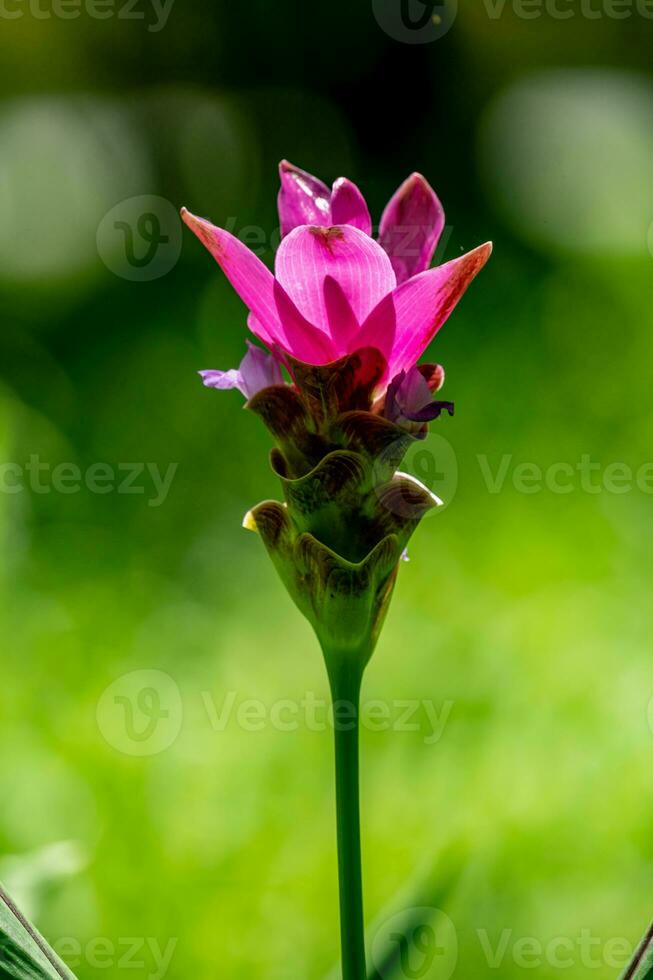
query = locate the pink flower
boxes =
[182,161,491,389]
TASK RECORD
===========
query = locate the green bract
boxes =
[244,348,440,672]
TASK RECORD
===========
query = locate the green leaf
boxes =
[322,847,464,980]
[621,922,653,980]
[0,884,75,980]
[366,858,460,980]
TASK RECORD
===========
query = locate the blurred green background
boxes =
[1,2,653,978]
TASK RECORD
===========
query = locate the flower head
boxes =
[183,163,492,667]
[183,161,491,390]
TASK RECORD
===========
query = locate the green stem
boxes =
[328,655,367,980]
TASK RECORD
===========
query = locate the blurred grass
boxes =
[1,3,653,979]
[2,247,652,978]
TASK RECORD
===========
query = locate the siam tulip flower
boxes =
[182,161,491,980]
[182,159,491,391]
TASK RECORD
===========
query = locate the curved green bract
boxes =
[245,349,439,668]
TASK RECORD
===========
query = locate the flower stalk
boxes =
[327,653,367,980]
[182,159,492,977]
[244,350,437,979]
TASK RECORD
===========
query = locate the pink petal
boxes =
[330,177,372,235]
[273,281,337,364]
[378,173,445,284]
[182,208,281,347]
[348,292,397,365]
[277,160,331,238]
[323,276,360,355]
[182,208,335,364]
[247,313,275,348]
[274,225,396,341]
[386,242,493,377]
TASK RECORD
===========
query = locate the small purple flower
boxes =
[200,341,283,400]
[384,366,454,426]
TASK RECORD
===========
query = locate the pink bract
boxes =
[182,161,491,388]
